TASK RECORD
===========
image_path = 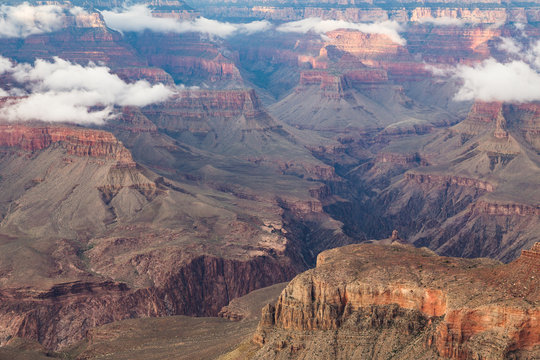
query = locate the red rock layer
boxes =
[325,30,405,59]
[0,124,135,165]
[407,25,500,65]
[517,242,540,271]
[114,67,175,85]
[253,243,540,359]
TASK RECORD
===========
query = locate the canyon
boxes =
[0,0,538,358]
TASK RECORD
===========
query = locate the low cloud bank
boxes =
[101,5,271,37]
[0,57,173,124]
[453,59,540,102]
[0,2,64,38]
[276,18,405,45]
[102,6,405,44]
[429,35,540,103]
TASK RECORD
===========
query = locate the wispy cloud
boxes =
[415,16,470,26]
[101,5,271,37]
[0,2,64,38]
[0,57,173,124]
[497,37,523,55]
[276,18,405,45]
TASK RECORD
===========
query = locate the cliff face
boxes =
[406,25,500,64]
[252,243,540,359]
[0,123,135,166]
[144,89,266,123]
[0,20,145,68]
[325,30,405,60]
[194,2,540,23]
[0,254,297,350]
[129,32,242,84]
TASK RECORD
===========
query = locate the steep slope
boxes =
[249,242,540,359]
[370,102,540,261]
[325,101,540,262]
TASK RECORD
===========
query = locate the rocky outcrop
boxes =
[472,201,540,216]
[405,173,495,192]
[504,103,540,151]
[143,89,267,122]
[454,101,504,135]
[0,124,135,166]
[518,243,540,271]
[325,30,405,60]
[298,70,344,99]
[377,152,427,166]
[251,243,540,359]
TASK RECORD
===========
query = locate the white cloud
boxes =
[0,56,13,74]
[453,59,540,103]
[416,16,469,26]
[423,63,454,77]
[0,57,173,124]
[525,40,540,70]
[497,37,523,55]
[427,34,540,103]
[276,18,405,45]
[515,22,525,31]
[101,5,271,37]
[0,2,64,38]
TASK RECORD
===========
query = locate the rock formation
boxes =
[251,243,540,359]
[0,123,135,165]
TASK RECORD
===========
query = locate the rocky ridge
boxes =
[251,242,540,359]
[0,123,135,165]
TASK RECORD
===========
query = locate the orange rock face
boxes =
[252,243,540,359]
[407,25,501,65]
[518,243,540,271]
[325,30,405,59]
[0,123,135,166]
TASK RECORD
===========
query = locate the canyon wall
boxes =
[251,243,540,359]
[0,254,297,350]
